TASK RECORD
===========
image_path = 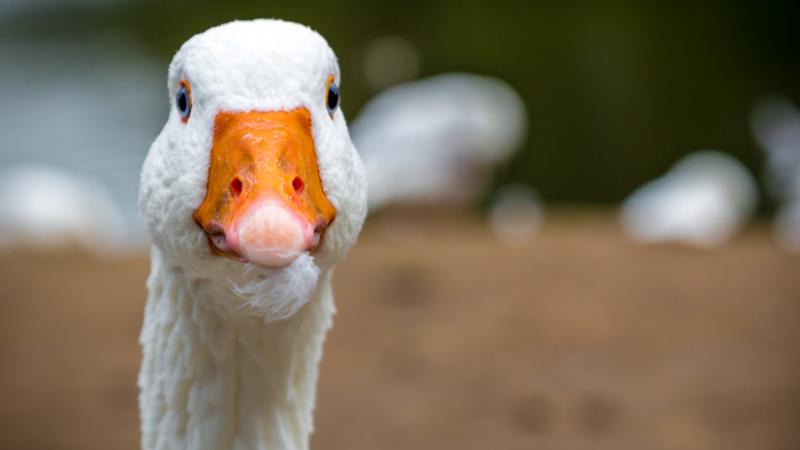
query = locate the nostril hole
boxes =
[292,176,304,194]
[209,231,230,252]
[230,177,243,198]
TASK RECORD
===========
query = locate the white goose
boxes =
[351,73,527,210]
[620,151,758,247]
[751,97,800,252]
[137,20,367,450]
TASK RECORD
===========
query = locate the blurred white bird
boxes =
[351,73,528,211]
[0,164,129,252]
[751,97,800,252]
[620,151,759,247]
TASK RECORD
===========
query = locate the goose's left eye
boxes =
[325,76,339,116]
[176,81,192,122]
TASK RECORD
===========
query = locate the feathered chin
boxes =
[226,252,321,321]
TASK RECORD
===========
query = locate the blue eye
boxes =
[325,76,339,115]
[176,81,192,122]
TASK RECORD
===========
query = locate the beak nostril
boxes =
[230,177,243,198]
[208,231,230,253]
[203,221,231,253]
[292,176,304,194]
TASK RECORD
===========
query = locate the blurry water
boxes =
[0,35,165,246]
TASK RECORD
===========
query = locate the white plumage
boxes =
[351,73,527,210]
[137,20,366,450]
[0,164,127,251]
[620,151,758,247]
[751,97,800,252]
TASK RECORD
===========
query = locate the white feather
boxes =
[751,97,800,253]
[137,20,367,450]
[351,73,527,209]
[0,164,128,251]
[620,151,758,247]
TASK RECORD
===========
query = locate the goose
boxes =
[351,73,527,210]
[137,19,367,450]
[0,163,127,251]
[620,150,758,247]
[751,97,800,252]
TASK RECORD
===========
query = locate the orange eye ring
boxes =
[324,74,339,117]
[177,79,192,123]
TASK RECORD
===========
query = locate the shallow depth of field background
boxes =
[1,1,799,450]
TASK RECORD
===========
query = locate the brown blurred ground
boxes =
[0,212,799,450]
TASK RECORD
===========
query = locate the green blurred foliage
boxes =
[5,0,799,205]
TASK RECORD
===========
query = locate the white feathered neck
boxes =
[136,20,367,450]
[138,248,335,450]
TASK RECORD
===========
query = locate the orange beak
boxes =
[193,108,336,267]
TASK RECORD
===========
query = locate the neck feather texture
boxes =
[138,250,335,450]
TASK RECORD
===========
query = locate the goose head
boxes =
[139,20,367,314]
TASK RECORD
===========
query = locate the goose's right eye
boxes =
[325,75,339,117]
[176,81,192,122]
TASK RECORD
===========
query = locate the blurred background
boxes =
[1,1,799,449]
